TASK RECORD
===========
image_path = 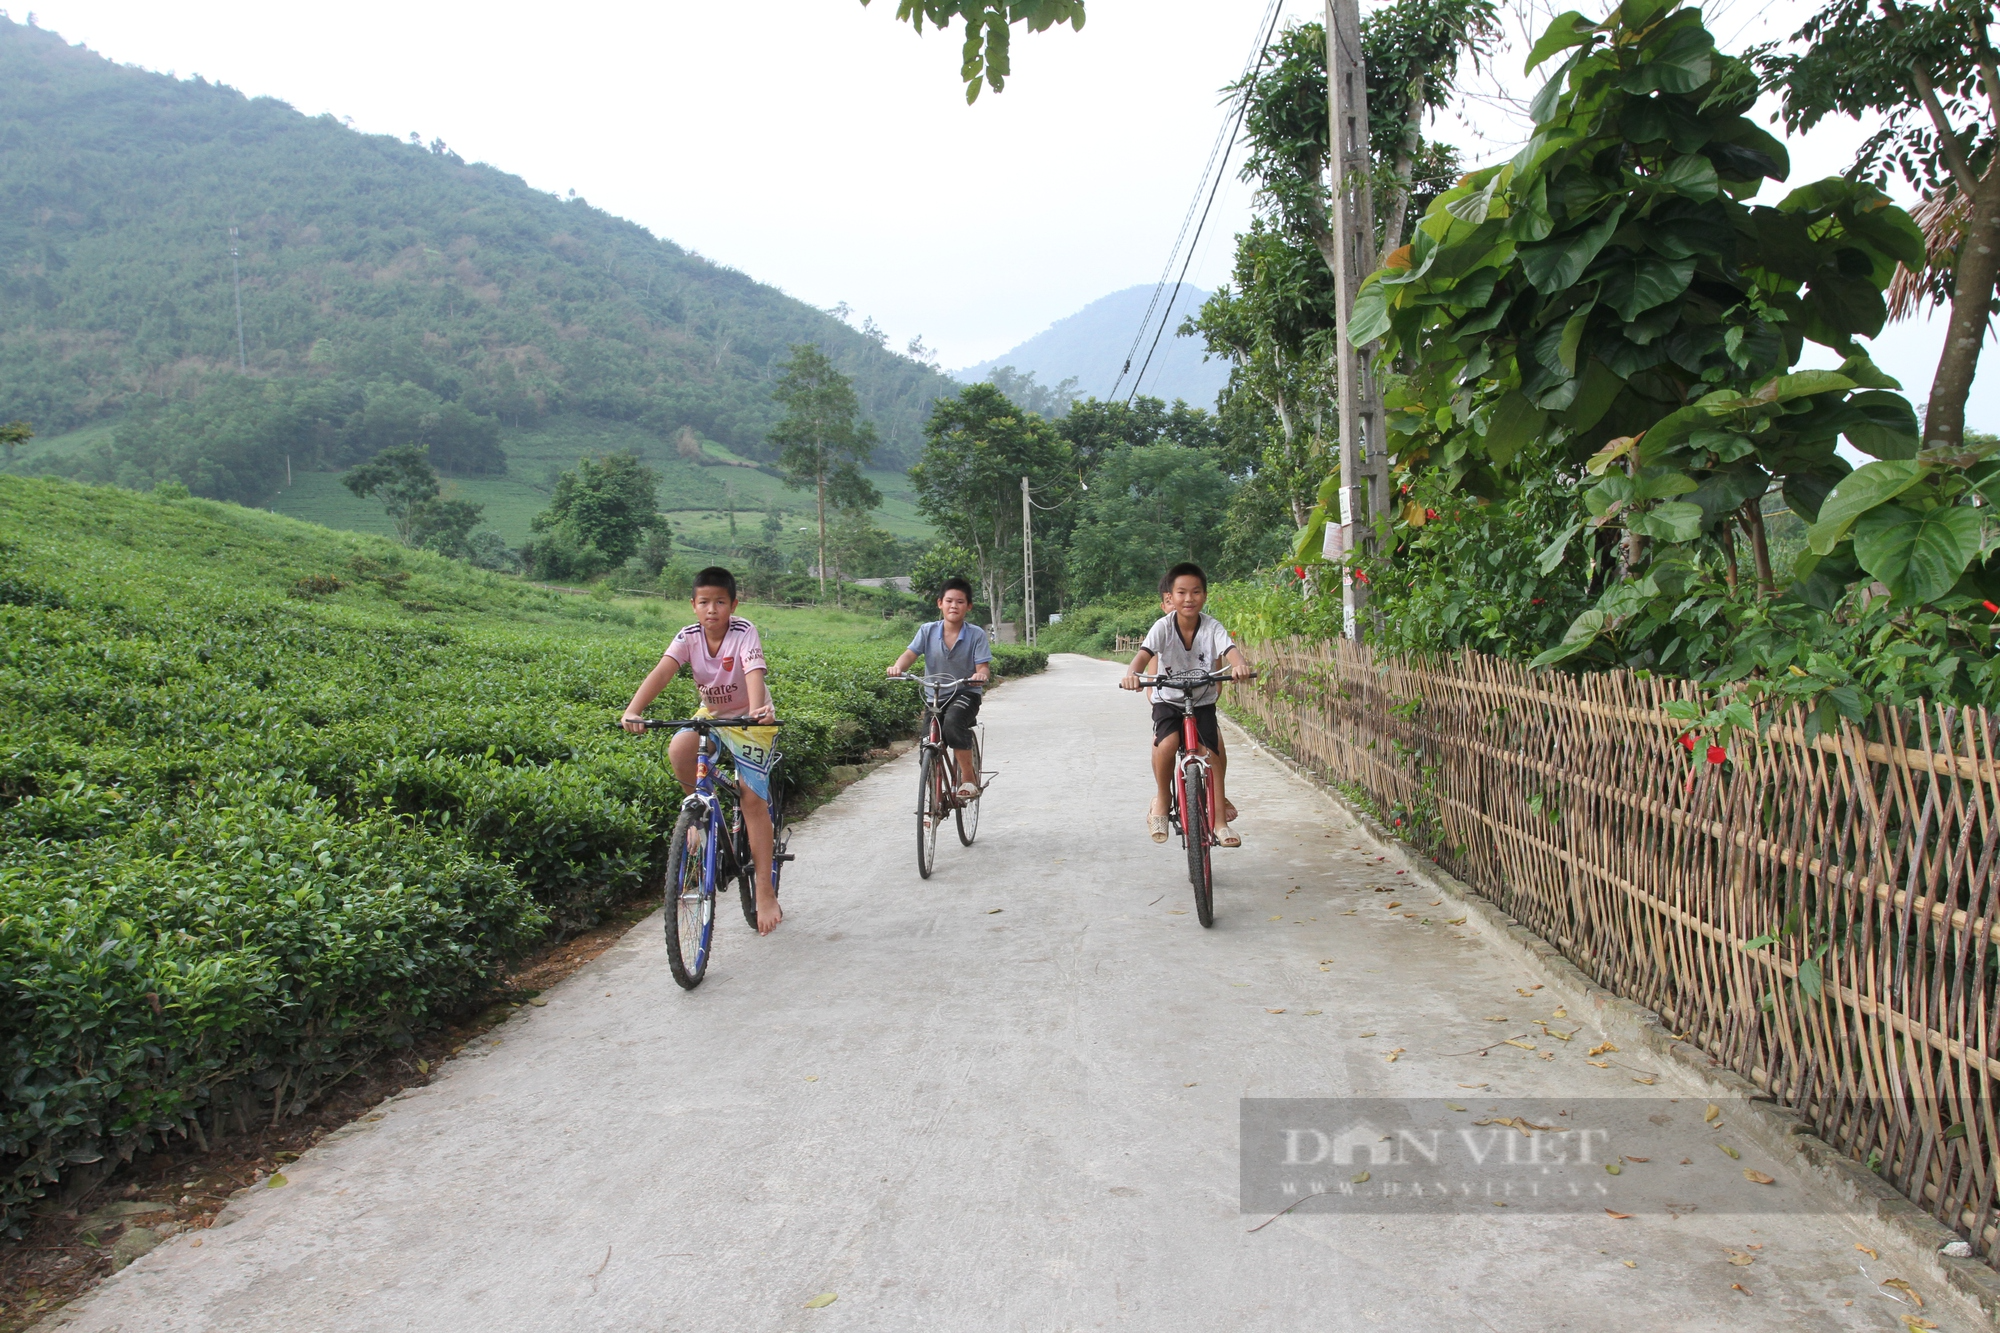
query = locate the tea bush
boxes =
[0,476,1041,1231]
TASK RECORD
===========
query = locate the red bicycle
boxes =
[1136,667,1249,927]
[893,673,986,879]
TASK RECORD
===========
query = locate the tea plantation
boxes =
[0,476,1045,1232]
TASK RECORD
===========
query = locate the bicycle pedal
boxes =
[775,853,795,863]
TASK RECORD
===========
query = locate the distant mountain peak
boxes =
[956,285,1227,409]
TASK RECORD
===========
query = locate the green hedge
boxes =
[0,477,1045,1232]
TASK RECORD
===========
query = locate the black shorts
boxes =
[938,691,982,750]
[1153,701,1219,752]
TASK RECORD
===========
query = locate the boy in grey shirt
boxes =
[887,577,991,798]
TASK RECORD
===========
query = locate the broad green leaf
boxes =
[1348,277,1392,348]
[1505,171,1554,243]
[1688,429,1757,463]
[1806,459,1923,554]
[1531,609,1608,666]
[1558,360,1626,432]
[1558,303,1594,373]
[1841,390,1919,460]
[1603,254,1696,321]
[1634,469,1698,501]
[1523,10,1596,71]
[1536,522,1582,574]
[1290,506,1329,565]
[1520,203,1627,293]
[1655,155,1720,203]
[1482,392,1548,468]
[1633,500,1704,541]
[1852,503,1982,604]
[1835,354,1902,391]
[1446,173,1506,225]
[1585,435,1639,476]
[1635,404,1715,462]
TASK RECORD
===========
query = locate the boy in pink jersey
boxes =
[622,567,783,934]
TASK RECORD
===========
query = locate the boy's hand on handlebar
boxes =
[620,714,648,734]
[1119,673,1142,691]
[1230,662,1256,683]
[885,666,905,678]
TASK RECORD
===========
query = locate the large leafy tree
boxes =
[1066,444,1232,601]
[769,343,881,594]
[1762,0,2000,453]
[342,443,490,557]
[863,0,1086,102]
[1351,0,1963,680]
[527,452,666,580]
[909,383,1072,622]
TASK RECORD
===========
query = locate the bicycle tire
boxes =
[917,747,940,879]
[1184,763,1214,927]
[767,757,787,898]
[663,804,716,989]
[730,805,758,929]
[955,732,981,846]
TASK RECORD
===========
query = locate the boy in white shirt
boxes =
[1119,562,1253,846]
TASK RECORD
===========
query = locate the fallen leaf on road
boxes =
[1169,910,1187,915]
[1518,985,1543,995]
[1266,1008,1286,1014]
[1681,1158,1692,1164]
[266,1174,287,1189]
[1446,1103,1467,1112]
[1589,1042,1618,1057]
[1705,1104,1721,1124]
[1457,1082,1487,1089]
[804,1293,838,1309]
[1742,1170,1774,1185]
[1719,1144,1740,1159]
[1587,1060,1610,1068]
[1385,1048,1405,1062]
[1474,1116,1553,1136]
[1185,1082,1197,1087]
[805,1075,818,1082]
[1340,911,1357,917]
[416,1058,430,1074]
[1356,1031,1377,1037]
[1269,915,1282,921]
[1622,1259,1636,1268]
[1485,1015,1509,1022]
[1902,1316,1939,1330]
[1386,902,1402,909]
[1726,1251,1755,1266]
[1606,1209,1631,1219]
[1303,1009,1323,1016]
[1857,1244,1878,1259]
[1446,917,1466,925]
[1553,1007,1568,1018]
[1539,1051,1556,1060]
[1503,1039,1537,1050]
[1881,1278,1922,1306]
[1352,1171,1370,1184]
[1606,1162,1622,1175]
[987,908,1003,914]
[1632,1076,1656,1085]
[1731,1283,1749,1295]
[1625,1156,1649,1163]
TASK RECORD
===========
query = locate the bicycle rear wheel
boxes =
[731,804,758,928]
[663,804,717,989]
[955,732,982,846]
[1183,763,1214,928]
[767,757,788,898]
[917,748,941,879]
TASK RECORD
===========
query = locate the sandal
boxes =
[1217,821,1241,848]
[1147,812,1169,843]
[956,781,981,801]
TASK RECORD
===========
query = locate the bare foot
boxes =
[1224,801,1239,824]
[755,886,783,935]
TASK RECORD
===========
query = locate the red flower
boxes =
[1679,733,1695,751]
[1353,569,1369,584]
[1984,600,1999,615]
[1707,743,1726,765]
[1294,565,1306,579]
[1425,508,1439,522]
[1531,597,1544,605]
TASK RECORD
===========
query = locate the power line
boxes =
[1109,0,1286,404]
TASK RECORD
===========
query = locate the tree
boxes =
[1,421,30,460]
[342,444,444,546]
[909,383,1072,623]
[1352,0,1935,669]
[1058,395,1224,472]
[769,344,881,594]
[1067,444,1232,601]
[863,0,1086,103]
[527,452,666,580]
[985,365,1080,418]
[1763,0,2000,452]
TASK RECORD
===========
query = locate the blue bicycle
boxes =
[630,716,789,990]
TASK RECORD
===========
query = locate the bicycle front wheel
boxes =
[955,732,982,846]
[1183,763,1214,928]
[917,748,941,879]
[663,805,717,989]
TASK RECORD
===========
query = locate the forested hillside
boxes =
[0,17,953,508]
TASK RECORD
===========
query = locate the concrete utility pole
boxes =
[229,226,247,371]
[1321,0,1389,641]
[1020,475,1036,647]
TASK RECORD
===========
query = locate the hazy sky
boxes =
[20,0,1990,425]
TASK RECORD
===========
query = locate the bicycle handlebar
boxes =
[620,717,782,731]
[1128,669,1257,688]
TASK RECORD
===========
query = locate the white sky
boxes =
[17,0,1992,425]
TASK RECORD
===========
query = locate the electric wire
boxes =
[1108,0,1286,403]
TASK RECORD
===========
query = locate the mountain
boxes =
[0,17,954,518]
[957,285,1230,409]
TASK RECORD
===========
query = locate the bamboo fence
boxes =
[1233,637,2000,1260]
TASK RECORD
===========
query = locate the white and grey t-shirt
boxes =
[1141,612,1235,706]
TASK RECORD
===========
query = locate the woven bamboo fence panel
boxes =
[1232,637,2000,1259]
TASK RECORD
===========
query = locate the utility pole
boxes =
[1321,0,1388,641]
[1020,475,1036,646]
[229,226,247,371]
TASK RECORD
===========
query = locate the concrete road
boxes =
[56,654,1958,1331]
